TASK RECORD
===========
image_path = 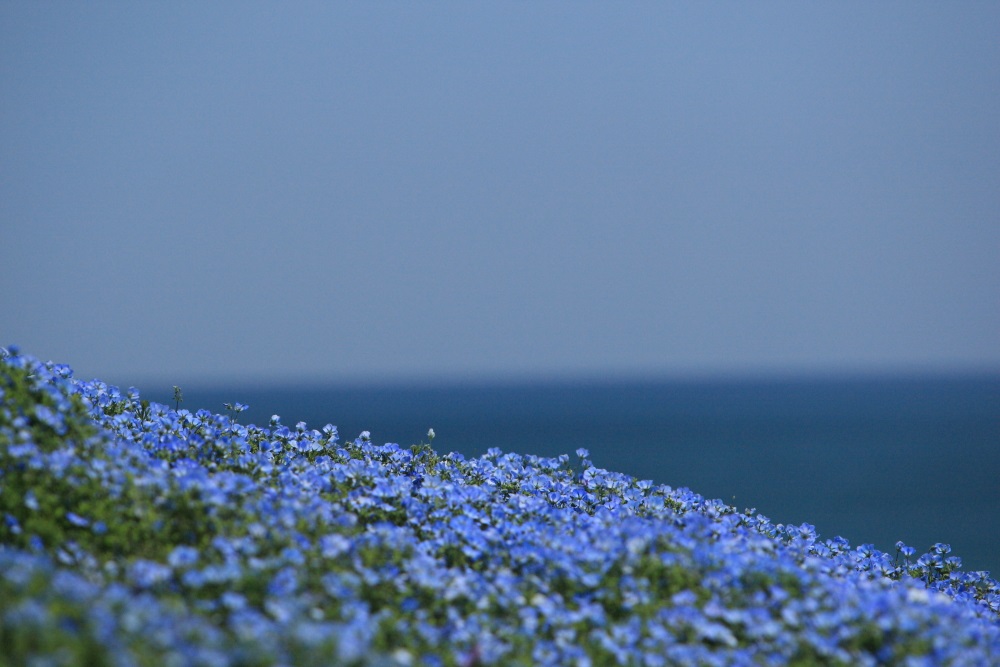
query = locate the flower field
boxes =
[1,346,999,666]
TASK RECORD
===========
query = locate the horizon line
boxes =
[96,364,1000,393]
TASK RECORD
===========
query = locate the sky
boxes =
[2,2,999,386]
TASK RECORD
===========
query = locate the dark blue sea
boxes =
[143,375,1000,576]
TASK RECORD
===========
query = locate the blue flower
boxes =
[4,513,22,534]
[23,490,39,511]
[33,404,66,434]
[167,546,200,569]
[128,560,172,589]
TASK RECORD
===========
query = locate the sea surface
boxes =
[143,375,1000,576]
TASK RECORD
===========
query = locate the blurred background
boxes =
[2,3,998,572]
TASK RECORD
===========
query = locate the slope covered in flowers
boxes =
[1,346,998,666]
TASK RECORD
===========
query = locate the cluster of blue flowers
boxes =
[2,346,999,666]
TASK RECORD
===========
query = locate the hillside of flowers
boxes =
[1,346,999,666]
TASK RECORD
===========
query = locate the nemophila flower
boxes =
[65,511,89,528]
[33,404,66,435]
[6,441,40,461]
[4,513,21,534]
[23,490,39,511]
[128,560,172,589]
[320,533,352,559]
[168,545,200,569]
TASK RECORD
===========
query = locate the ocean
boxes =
[142,375,1000,576]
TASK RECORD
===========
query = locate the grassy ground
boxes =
[2,345,998,666]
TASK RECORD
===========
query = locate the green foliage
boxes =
[0,359,98,453]
[0,359,254,569]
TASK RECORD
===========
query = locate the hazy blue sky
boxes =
[2,2,998,385]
